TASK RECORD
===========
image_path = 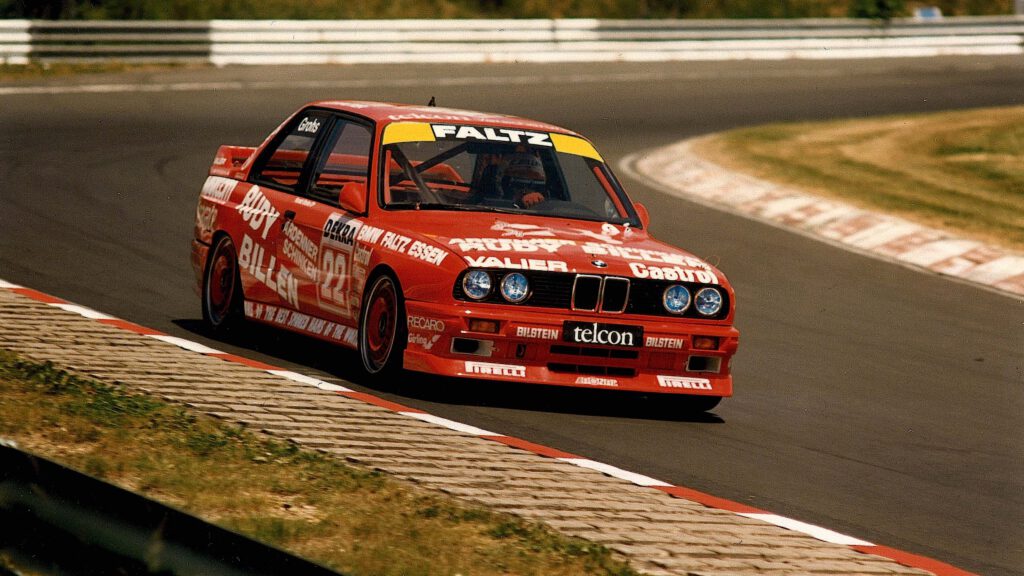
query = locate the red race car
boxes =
[191,101,738,409]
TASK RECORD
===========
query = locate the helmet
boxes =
[502,152,546,199]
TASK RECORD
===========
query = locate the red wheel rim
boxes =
[207,244,236,325]
[364,279,397,370]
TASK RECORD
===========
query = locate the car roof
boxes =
[308,100,583,137]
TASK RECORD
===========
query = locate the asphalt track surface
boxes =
[1,57,1022,575]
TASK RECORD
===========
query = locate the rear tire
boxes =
[202,235,243,332]
[359,273,406,376]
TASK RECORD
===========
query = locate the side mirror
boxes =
[338,182,366,214]
[633,202,651,229]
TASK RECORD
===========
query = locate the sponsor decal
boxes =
[387,111,497,123]
[575,376,618,387]
[407,240,448,266]
[657,375,712,390]
[356,224,385,244]
[282,220,319,282]
[432,124,552,147]
[294,197,317,208]
[243,301,357,348]
[408,316,445,332]
[212,156,227,166]
[646,336,685,350]
[464,256,568,272]
[237,235,299,308]
[569,224,624,245]
[236,186,280,240]
[408,333,441,350]
[563,321,642,347]
[628,262,719,285]
[195,203,217,234]
[380,231,412,253]
[353,244,372,267]
[515,326,559,340]
[201,176,237,202]
[491,221,557,238]
[582,242,714,269]
[465,361,526,378]
[322,213,363,253]
[450,237,574,254]
[297,116,321,134]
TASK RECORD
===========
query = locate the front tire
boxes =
[202,235,243,332]
[359,273,406,375]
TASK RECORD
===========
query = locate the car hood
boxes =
[395,212,727,286]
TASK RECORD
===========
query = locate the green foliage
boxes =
[848,0,906,20]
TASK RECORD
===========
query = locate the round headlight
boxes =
[462,270,492,300]
[694,287,723,317]
[500,272,530,303]
[662,285,691,314]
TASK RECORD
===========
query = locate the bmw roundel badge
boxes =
[592,260,608,268]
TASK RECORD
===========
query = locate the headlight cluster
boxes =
[462,270,530,303]
[462,270,492,300]
[662,285,723,317]
[662,285,691,314]
[694,287,723,316]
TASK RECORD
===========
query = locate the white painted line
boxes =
[558,458,672,487]
[899,239,981,267]
[400,412,500,437]
[51,303,116,320]
[740,513,874,546]
[148,334,225,355]
[315,381,352,393]
[0,279,22,289]
[266,369,351,392]
[845,220,922,250]
[966,255,1024,284]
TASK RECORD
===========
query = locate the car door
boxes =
[279,114,374,324]
[241,109,332,311]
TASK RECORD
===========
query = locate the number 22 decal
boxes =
[319,248,350,317]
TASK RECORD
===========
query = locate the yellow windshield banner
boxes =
[382,122,436,145]
[550,133,603,162]
[383,122,604,162]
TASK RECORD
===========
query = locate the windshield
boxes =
[380,132,638,225]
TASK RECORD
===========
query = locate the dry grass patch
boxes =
[697,105,1024,250]
[0,350,639,576]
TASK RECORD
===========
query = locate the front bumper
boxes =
[402,300,738,396]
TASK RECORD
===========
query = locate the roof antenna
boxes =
[427,96,436,107]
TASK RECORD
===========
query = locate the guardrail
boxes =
[0,442,345,575]
[2,17,1022,65]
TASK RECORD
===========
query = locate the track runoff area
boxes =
[0,278,974,576]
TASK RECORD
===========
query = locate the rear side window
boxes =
[309,120,373,205]
[252,111,329,193]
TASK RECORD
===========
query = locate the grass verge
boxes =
[0,349,638,576]
[696,105,1024,251]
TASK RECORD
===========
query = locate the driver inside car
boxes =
[502,152,548,208]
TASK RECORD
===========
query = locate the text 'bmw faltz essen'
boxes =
[191,101,739,411]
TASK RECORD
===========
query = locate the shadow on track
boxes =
[173,318,724,424]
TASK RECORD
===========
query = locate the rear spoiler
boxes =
[209,145,256,178]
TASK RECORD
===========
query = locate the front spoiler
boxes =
[401,300,737,396]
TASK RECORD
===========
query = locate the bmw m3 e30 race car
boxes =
[191,101,738,409]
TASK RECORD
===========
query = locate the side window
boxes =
[252,112,329,192]
[309,120,373,205]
